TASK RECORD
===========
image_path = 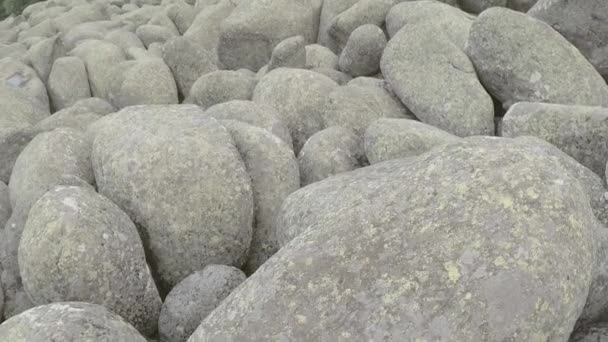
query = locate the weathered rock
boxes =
[91,105,253,292]
[327,0,392,52]
[317,0,359,52]
[267,36,306,72]
[70,97,115,115]
[136,24,177,47]
[466,7,608,109]
[33,110,101,133]
[365,118,461,164]
[508,0,537,11]
[192,136,596,341]
[501,102,608,178]
[529,0,608,79]
[221,120,299,273]
[311,67,351,85]
[159,265,246,342]
[205,100,293,149]
[19,186,162,336]
[570,323,608,342]
[54,4,110,34]
[459,0,507,13]
[0,302,147,341]
[187,70,256,109]
[305,43,338,70]
[17,18,56,41]
[105,28,145,52]
[0,125,36,185]
[298,126,365,186]
[322,84,412,136]
[149,12,179,35]
[162,36,217,98]
[0,57,50,112]
[253,68,338,153]
[338,24,385,77]
[381,21,494,137]
[0,43,27,60]
[217,0,319,71]
[166,2,196,35]
[108,58,178,109]
[61,21,118,51]
[24,35,63,82]
[48,56,91,111]
[0,181,10,230]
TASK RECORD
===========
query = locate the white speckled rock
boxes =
[190,137,597,341]
[91,105,253,293]
[0,302,147,342]
[19,186,162,336]
[159,265,246,342]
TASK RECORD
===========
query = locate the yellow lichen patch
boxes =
[295,315,307,324]
[498,194,514,209]
[493,256,506,267]
[444,261,461,283]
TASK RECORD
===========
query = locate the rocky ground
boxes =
[0,0,607,341]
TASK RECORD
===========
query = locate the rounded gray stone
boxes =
[91,105,253,293]
[0,181,10,231]
[0,57,49,112]
[48,56,91,111]
[105,29,145,52]
[305,44,338,70]
[338,24,386,77]
[297,126,365,186]
[310,67,351,85]
[0,302,147,342]
[465,7,608,109]
[187,70,256,110]
[136,24,177,47]
[570,323,608,342]
[159,265,246,342]
[267,36,306,72]
[460,0,507,13]
[33,111,101,133]
[364,118,462,164]
[19,186,162,336]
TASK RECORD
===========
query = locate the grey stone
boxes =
[571,323,608,342]
[217,0,320,71]
[267,36,306,72]
[71,97,115,115]
[364,118,462,164]
[508,0,537,11]
[311,67,351,85]
[17,19,57,41]
[162,36,218,98]
[322,84,412,136]
[529,0,608,79]
[221,120,299,273]
[338,24,385,77]
[316,0,359,52]
[48,56,91,111]
[147,42,164,57]
[297,126,365,186]
[159,265,246,342]
[20,186,162,336]
[0,43,27,60]
[187,70,256,109]
[327,0,392,52]
[459,0,507,13]
[24,35,63,82]
[113,6,158,27]
[305,44,338,70]
[0,85,49,126]
[0,57,50,112]
[136,24,177,47]
[91,105,253,293]
[108,58,178,109]
[381,21,494,137]
[205,100,293,149]
[386,0,475,49]
[0,125,36,185]
[166,2,196,35]
[105,29,145,52]
[61,21,119,51]
[0,181,10,230]
[8,128,94,210]
[33,110,101,133]
[253,68,338,153]
[501,102,608,178]
[54,4,110,34]
[69,39,126,100]
[148,12,179,35]
[192,137,596,341]
[466,7,608,109]
[0,302,147,341]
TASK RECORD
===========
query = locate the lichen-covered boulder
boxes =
[381,21,494,137]
[191,137,597,341]
[0,302,147,342]
[91,105,253,292]
[501,102,608,178]
[253,68,338,153]
[160,265,246,342]
[364,118,461,164]
[187,70,256,109]
[205,100,293,148]
[297,126,366,186]
[19,186,162,336]
[221,120,299,273]
[47,56,91,111]
[466,7,608,109]
[338,24,385,77]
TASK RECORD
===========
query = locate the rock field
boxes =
[1,0,608,341]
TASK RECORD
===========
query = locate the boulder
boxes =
[311,67,351,85]
[166,2,196,35]
[105,29,145,52]
[466,7,608,109]
[162,36,217,98]
[0,57,50,112]
[253,68,338,153]
[298,126,366,186]
[135,24,177,47]
[70,97,115,115]
[267,36,306,72]
[570,323,608,342]
[91,105,253,293]
[205,100,293,148]
[8,128,94,210]
[305,44,338,70]
[19,186,162,336]
[501,102,608,178]
[529,0,608,79]
[54,4,110,34]
[159,265,246,342]
[48,56,91,111]
[33,110,101,133]
[0,125,36,185]
[381,21,494,137]
[221,120,299,273]
[0,302,147,341]
[459,0,507,13]
[217,0,320,71]
[338,24,385,77]
[364,118,461,164]
[0,181,10,230]
[508,0,537,11]
[192,137,596,341]
[317,0,359,52]
[24,35,63,82]
[187,70,256,109]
